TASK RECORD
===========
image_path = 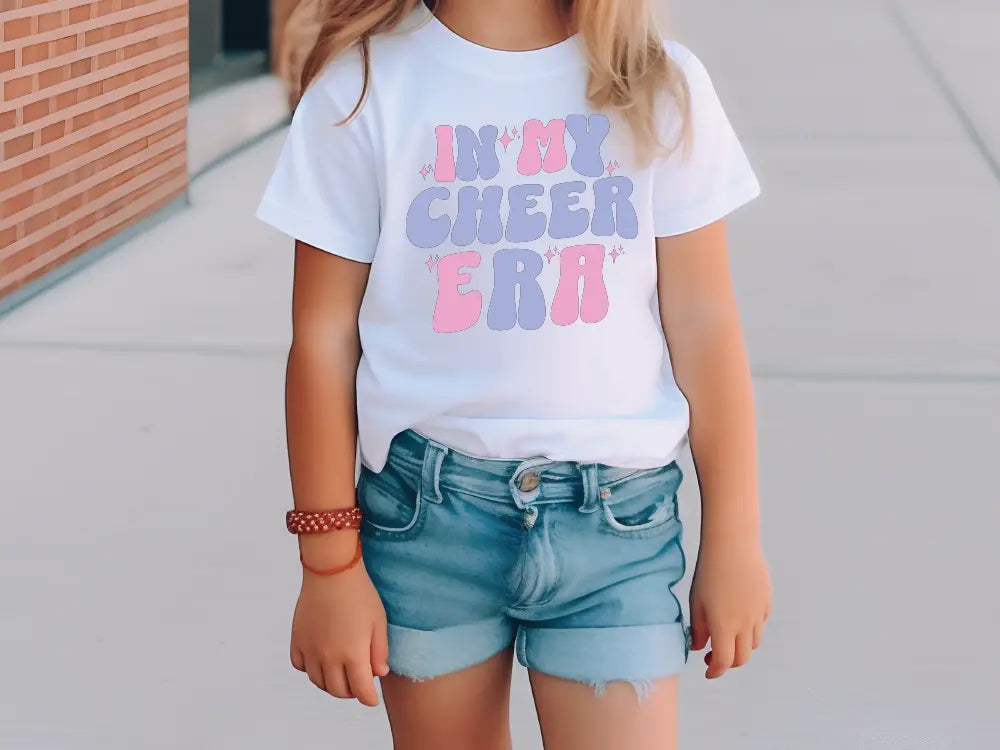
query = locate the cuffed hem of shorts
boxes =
[386,618,516,681]
[515,622,687,699]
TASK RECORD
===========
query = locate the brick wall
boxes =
[0,0,189,302]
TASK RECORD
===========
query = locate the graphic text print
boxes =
[406,114,634,333]
[433,245,609,333]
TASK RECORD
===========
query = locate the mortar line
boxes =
[886,1,1000,185]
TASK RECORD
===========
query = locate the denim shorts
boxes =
[357,429,690,698]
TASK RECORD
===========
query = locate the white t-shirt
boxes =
[257,5,760,473]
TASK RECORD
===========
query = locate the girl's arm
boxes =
[656,219,771,679]
[287,240,369,569]
[286,240,390,706]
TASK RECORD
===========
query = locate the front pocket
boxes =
[601,494,677,535]
[356,465,426,540]
[599,462,682,538]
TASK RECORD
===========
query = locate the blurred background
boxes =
[1,0,998,748]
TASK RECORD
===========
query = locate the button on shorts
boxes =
[357,429,690,697]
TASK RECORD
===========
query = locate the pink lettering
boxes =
[517,119,568,176]
[433,251,482,332]
[550,244,609,326]
[434,125,456,182]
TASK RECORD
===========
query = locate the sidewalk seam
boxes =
[1,340,998,383]
[885,0,1000,186]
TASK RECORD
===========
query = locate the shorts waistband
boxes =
[378,429,668,512]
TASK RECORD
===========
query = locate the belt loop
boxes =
[579,464,601,513]
[420,438,448,504]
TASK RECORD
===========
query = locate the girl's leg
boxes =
[380,646,516,750]
[528,671,678,750]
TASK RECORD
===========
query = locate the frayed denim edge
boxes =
[589,677,657,702]
[390,670,659,703]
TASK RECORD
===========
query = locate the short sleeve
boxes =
[255,64,380,263]
[652,44,761,237]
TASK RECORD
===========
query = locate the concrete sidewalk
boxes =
[2,1,998,748]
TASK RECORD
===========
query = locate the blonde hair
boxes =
[278,0,689,161]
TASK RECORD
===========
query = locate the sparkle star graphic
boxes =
[609,246,621,263]
[544,247,557,263]
[498,127,513,151]
[425,254,436,272]
[606,160,620,176]
[419,163,431,179]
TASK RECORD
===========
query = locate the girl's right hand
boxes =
[290,557,390,706]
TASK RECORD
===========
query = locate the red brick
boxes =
[97,0,123,16]
[41,121,67,145]
[0,190,35,219]
[22,41,50,65]
[1,188,35,221]
[25,208,54,238]
[23,155,50,180]
[4,133,35,160]
[68,212,97,237]
[68,4,93,23]
[4,75,33,100]
[39,66,69,89]
[102,70,133,92]
[0,109,15,130]
[56,89,79,108]
[39,172,73,201]
[0,50,15,73]
[38,11,65,33]
[20,227,71,263]
[138,75,185,103]
[70,58,93,78]
[29,191,84,234]
[0,165,22,193]
[0,225,16,250]
[72,110,97,130]
[125,38,158,58]
[147,121,183,146]
[3,17,33,41]
[48,138,90,169]
[80,81,103,101]
[23,98,51,123]
[53,34,78,56]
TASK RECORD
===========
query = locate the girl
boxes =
[258,1,771,748]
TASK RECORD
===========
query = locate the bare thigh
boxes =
[379,646,515,750]
[528,670,678,750]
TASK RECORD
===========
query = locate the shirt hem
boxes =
[362,416,690,474]
[255,198,375,264]
[653,175,762,238]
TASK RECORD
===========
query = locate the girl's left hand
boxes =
[689,537,771,679]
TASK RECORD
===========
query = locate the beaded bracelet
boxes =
[286,507,363,534]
